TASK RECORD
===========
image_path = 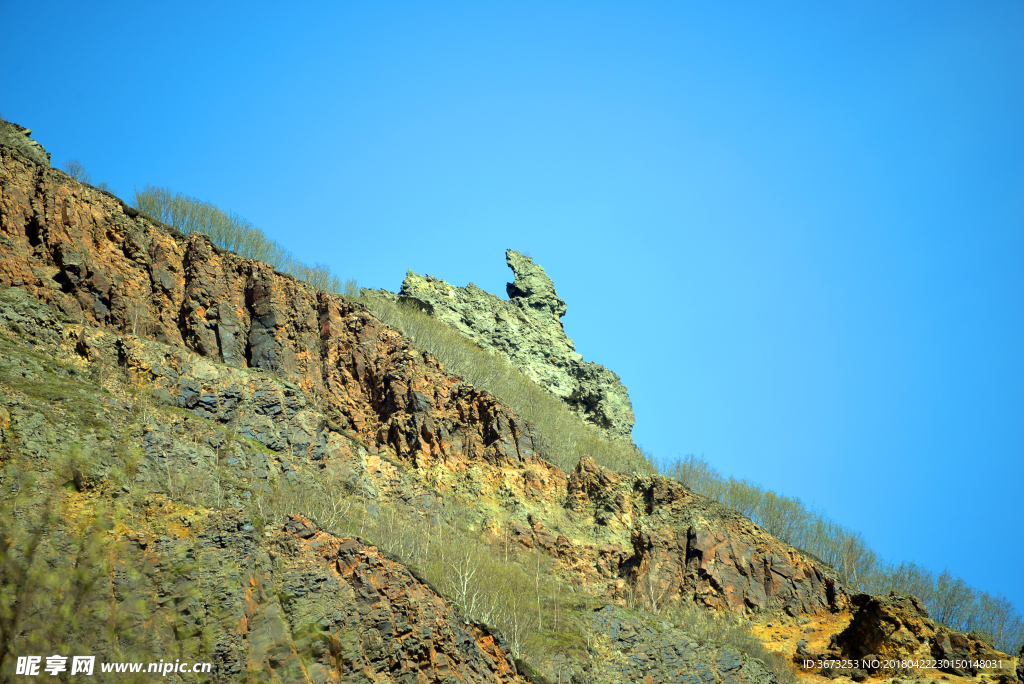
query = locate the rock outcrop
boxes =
[828,594,1015,680]
[0,119,50,167]
[396,250,636,442]
[562,456,846,615]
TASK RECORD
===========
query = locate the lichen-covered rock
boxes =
[395,250,636,442]
[0,119,50,167]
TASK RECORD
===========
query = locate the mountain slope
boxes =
[0,119,1016,684]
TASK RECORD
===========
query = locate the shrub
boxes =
[61,158,91,183]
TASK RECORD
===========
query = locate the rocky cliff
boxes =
[1,120,1016,684]
[394,251,636,443]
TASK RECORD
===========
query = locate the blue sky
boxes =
[4,2,1022,611]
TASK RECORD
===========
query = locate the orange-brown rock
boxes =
[270,515,522,682]
[104,507,524,683]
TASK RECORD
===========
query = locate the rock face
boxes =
[829,594,1015,680]
[562,457,846,616]
[264,515,523,683]
[0,323,524,682]
[397,250,636,442]
[0,135,537,475]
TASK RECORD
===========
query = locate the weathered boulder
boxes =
[396,250,636,442]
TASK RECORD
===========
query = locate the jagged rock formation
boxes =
[0,140,537,474]
[396,250,636,442]
[563,457,845,615]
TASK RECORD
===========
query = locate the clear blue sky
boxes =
[4,2,1021,612]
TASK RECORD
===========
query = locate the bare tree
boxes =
[62,158,92,183]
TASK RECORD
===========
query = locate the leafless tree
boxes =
[62,158,91,183]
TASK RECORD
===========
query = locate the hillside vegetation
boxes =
[132,185,359,297]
